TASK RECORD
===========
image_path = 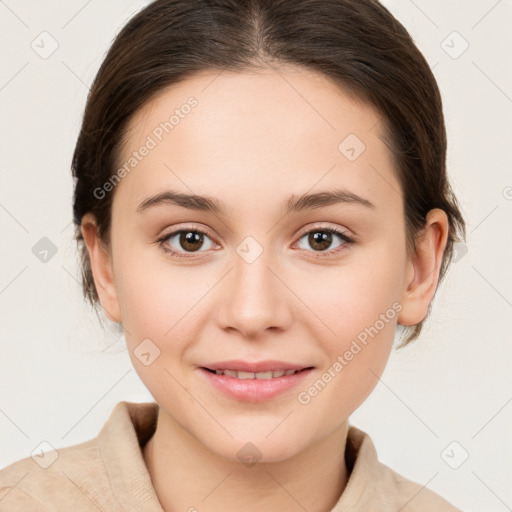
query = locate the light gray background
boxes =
[1,1,511,510]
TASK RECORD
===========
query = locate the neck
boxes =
[142,408,349,512]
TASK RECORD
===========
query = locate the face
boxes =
[85,67,424,463]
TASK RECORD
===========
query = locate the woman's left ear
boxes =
[397,208,449,326]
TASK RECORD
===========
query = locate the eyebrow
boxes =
[136,188,376,215]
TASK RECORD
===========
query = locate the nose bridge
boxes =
[234,243,274,299]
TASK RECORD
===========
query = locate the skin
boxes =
[81,66,448,511]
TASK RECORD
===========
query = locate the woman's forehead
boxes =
[112,69,400,217]
[125,68,382,149]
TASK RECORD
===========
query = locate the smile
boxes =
[199,366,314,402]
[205,368,303,379]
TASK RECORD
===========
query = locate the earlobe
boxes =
[80,213,122,323]
[397,209,449,327]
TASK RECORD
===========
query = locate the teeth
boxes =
[237,371,255,380]
[255,371,273,380]
[212,369,300,379]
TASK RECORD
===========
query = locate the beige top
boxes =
[0,401,462,511]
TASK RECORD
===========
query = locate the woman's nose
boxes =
[216,241,293,340]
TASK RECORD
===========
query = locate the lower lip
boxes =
[199,368,313,403]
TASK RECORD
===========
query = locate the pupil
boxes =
[181,231,203,252]
[310,231,331,251]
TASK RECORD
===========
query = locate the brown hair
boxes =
[72,0,466,348]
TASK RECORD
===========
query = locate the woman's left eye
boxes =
[157,226,354,259]
[294,227,354,257]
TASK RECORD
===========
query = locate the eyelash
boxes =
[156,224,355,260]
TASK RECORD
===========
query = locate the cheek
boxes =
[298,247,403,342]
[115,260,208,393]
[114,245,215,351]
[296,276,397,421]
[295,246,402,394]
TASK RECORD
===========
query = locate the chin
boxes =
[205,432,304,465]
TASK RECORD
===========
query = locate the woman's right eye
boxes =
[157,228,216,258]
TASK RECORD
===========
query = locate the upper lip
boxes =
[201,360,313,373]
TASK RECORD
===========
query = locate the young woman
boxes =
[0,0,466,510]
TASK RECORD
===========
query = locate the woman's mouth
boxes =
[199,364,314,403]
[204,368,303,379]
